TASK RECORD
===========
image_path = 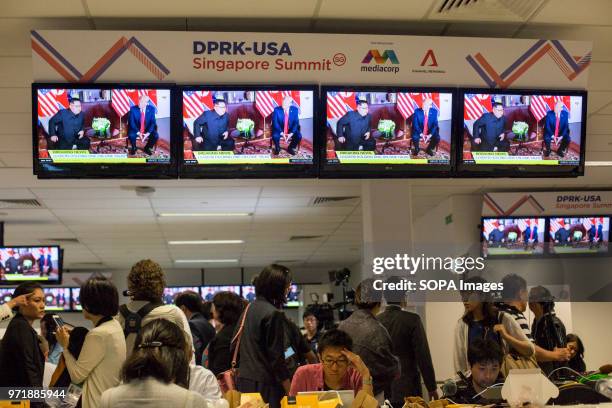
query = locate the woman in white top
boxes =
[56,277,127,408]
[453,277,534,374]
[101,318,208,408]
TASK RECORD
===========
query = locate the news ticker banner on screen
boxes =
[481,191,612,217]
[32,30,590,89]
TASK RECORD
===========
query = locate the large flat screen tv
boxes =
[43,287,71,311]
[200,285,241,301]
[162,286,200,305]
[32,83,177,178]
[458,89,587,177]
[548,216,610,256]
[179,85,318,178]
[319,86,455,178]
[481,217,546,258]
[0,246,62,284]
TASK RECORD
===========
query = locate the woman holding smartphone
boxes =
[55,277,126,408]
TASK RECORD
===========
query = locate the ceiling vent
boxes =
[309,196,359,207]
[289,235,325,241]
[431,0,546,22]
[0,199,44,209]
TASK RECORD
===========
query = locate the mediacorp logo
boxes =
[361,49,400,74]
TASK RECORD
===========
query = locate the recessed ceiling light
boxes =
[158,212,252,217]
[168,240,244,245]
[585,161,612,167]
[174,259,239,263]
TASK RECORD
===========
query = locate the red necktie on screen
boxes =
[595,226,599,240]
[530,227,534,240]
[423,110,429,136]
[283,109,289,136]
[140,109,145,134]
[554,114,560,138]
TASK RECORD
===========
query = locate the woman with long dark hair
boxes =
[207,291,245,375]
[100,319,208,407]
[235,264,293,408]
[566,333,586,372]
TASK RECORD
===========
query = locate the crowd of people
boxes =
[0,261,590,408]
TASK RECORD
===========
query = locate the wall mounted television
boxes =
[0,246,62,284]
[179,85,318,178]
[457,89,587,177]
[32,83,177,178]
[319,86,456,178]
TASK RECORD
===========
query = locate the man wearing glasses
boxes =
[289,329,373,397]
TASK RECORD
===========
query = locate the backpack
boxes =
[119,302,163,338]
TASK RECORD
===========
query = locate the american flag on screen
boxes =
[111,89,136,118]
[396,93,418,119]
[255,91,278,118]
[549,218,565,238]
[530,95,550,121]
[37,89,69,117]
[464,94,492,120]
[326,92,356,120]
[183,91,213,119]
[483,219,501,236]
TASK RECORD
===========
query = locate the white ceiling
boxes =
[0,0,611,281]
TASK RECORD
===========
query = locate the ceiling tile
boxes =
[0,0,86,18]
[530,0,612,26]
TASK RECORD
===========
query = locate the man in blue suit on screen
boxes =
[543,101,570,158]
[588,220,604,244]
[37,248,53,277]
[411,98,439,156]
[271,95,301,155]
[128,94,158,156]
[523,220,538,247]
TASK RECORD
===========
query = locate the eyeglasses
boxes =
[322,358,349,367]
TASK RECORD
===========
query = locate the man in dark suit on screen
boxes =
[128,94,159,156]
[471,102,509,152]
[335,97,375,151]
[271,96,301,155]
[47,97,88,150]
[37,248,53,277]
[588,221,604,244]
[523,222,539,244]
[488,224,506,246]
[543,101,570,158]
[411,98,440,156]
[192,97,233,152]
[554,222,571,245]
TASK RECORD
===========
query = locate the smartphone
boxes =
[52,314,65,329]
[284,346,296,359]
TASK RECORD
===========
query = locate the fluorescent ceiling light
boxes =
[174,259,239,263]
[169,240,244,245]
[585,161,612,167]
[158,212,252,217]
